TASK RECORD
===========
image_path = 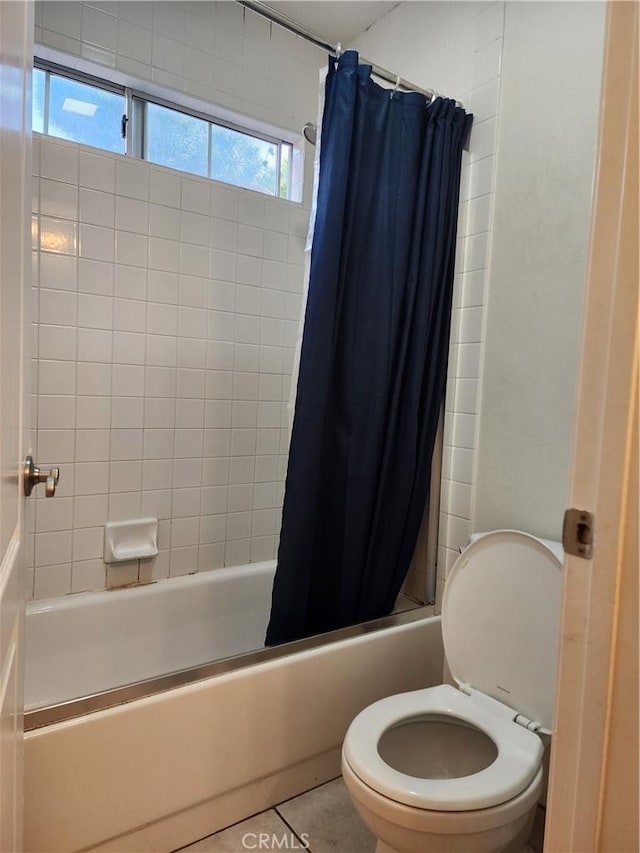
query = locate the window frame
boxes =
[34,59,295,200]
[34,59,126,148]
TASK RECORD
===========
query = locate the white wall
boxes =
[474,1,606,539]
[27,1,325,599]
[352,1,506,607]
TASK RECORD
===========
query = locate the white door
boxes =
[0,1,34,850]
[545,2,639,851]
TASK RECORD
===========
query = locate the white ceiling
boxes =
[265,2,399,46]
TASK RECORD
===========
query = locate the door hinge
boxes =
[562,508,594,559]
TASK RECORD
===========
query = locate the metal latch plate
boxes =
[562,508,594,559]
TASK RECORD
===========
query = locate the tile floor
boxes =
[176,775,546,853]
[176,778,375,852]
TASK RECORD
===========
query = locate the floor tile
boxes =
[277,777,376,853]
[177,809,298,852]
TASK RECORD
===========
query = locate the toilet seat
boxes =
[343,683,543,811]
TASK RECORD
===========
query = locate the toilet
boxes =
[342,530,564,853]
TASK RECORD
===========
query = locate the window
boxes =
[132,96,293,199]
[33,61,295,200]
[33,65,125,154]
[143,101,209,178]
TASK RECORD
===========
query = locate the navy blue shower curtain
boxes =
[265,51,472,646]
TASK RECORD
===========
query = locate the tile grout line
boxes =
[273,805,313,853]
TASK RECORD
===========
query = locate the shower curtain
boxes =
[266,51,472,646]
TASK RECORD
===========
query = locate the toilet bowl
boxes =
[342,530,563,853]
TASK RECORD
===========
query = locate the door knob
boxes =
[23,456,60,497]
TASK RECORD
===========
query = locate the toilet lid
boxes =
[442,530,563,731]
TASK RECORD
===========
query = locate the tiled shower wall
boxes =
[27,137,308,600]
[26,0,327,599]
[353,1,506,609]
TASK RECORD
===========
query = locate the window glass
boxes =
[48,73,124,153]
[33,64,296,200]
[211,124,278,196]
[145,101,209,177]
[32,67,46,134]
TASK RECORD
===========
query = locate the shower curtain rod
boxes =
[235,0,452,106]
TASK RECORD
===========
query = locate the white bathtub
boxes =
[24,564,444,853]
[25,561,275,710]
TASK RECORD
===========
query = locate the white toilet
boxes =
[342,530,563,853]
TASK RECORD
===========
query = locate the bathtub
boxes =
[25,561,276,711]
[23,562,444,853]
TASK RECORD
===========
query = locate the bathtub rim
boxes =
[25,559,276,618]
[25,604,434,731]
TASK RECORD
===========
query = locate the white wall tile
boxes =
[112,396,144,429]
[71,558,107,593]
[40,253,77,292]
[181,211,211,249]
[465,194,492,237]
[78,293,113,330]
[75,429,110,462]
[475,2,505,48]
[35,530,72,567]
[40,179,78,220]
[38,359,76,396]
[34,563,73,598]
[147,302,177,336]
[40,141,79,184]
[35,497,73,534]
[115,231,148,267]
[80,151,115,193]
[118,19,152,64]
[39,289,77,328]
[149,237,180,273]
[149,204,181,241]
[467,155,495,200]
[467,78,500,123]
[38,325,76,361]
[110,460,142,492]
[79,258,114,295]
[115,160,150,201]
[114,298,146,333]
[114,330,147,364]
[76,396,111,429]
[148,270,178,304]
[150,169,181,208]
[79,223,114,263]
[114,264,147,300]
[116,196,149,234]
[37,429,75,464]
[79,188,114,228]
[82,5,117,51]
[72,526,103,562]
[39,217,77,255]
[112,363,144,396]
